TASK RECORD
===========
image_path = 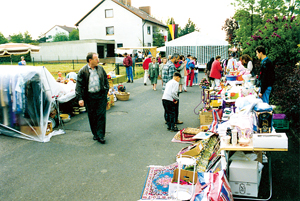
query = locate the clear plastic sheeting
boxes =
[0,65,62,142]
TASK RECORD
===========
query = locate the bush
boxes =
[242,15,300,64]
[270,65,300,131]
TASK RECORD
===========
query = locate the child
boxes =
[186,56,195,87]
[162,72,181,132]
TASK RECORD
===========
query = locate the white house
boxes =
[45,25,76,42]
[75,0,168,50]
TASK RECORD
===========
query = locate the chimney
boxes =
[120,0,131,6]
[139,6,151,15]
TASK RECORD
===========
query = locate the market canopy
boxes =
[165,31,229,64]
[165,31,229,46]
[0,43,40,56]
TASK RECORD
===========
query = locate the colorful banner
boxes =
[168,24,178,40]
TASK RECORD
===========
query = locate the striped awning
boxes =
[0,43,40,56]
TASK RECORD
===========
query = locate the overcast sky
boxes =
[0,0,235,40]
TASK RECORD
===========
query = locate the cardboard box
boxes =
[199,111,213,126]
[110,95,114,106]
[20,126,42,136]
[253,133,288,149]
[108,80,113,89]
[172,169,198,185]
[177,143,203,158]
[229,181,259,197]
[229,160,259,183]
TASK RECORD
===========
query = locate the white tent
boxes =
[165,31,229,64]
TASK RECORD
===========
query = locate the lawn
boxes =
[0,62,145,80]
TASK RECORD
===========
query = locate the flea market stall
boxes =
[0,65,62,142]
[139,72,288,200]
[0,65,128,142]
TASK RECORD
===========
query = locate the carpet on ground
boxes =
[139,163,178,200]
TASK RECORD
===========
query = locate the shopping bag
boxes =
[209,110,220,133]
[191,170,234,201]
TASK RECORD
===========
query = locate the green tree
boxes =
[152,26,165,47]
[53,32,69,42]
[10,32,23,43]
[179,18,199,37]
[69,29,79,41]
[222,17,239,45]
[0,32,8,44]
[23,31,33,43]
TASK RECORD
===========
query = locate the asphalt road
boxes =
[0,72,299,201]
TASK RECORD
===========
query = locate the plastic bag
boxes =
[192,170,234,201]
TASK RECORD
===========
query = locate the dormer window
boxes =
[105,9,113,18]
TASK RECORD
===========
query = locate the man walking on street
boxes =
[76,52,109,144]
[123,53,133,83]
[162,53,183,125]
[255,46,275,104]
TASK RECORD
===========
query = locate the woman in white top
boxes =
[241,54,253,73]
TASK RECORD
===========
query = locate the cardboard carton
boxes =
[229,160,259,183]
[199,111,213,126]
[253,133,288,149]
[172,169,198,185]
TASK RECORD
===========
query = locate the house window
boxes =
[117,43,123,48]
[147,26,151,35]
[48,35,52,39]
[106,27,114,35]
[147,43,151,47]
[105,9,113,18]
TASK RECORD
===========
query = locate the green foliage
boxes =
[23,31,33,43]
[53,32,69,42]
[242,15,300,64]
[152,26,165,47]
[69,29,79,41]
[10,32,24,43]
[0,32,8,44]
[179,18,199,37]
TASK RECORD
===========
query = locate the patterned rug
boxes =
[139,163,178,200]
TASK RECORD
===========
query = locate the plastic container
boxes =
[273,119,289,130]
[226,75,237,81]
[273,114,286,119]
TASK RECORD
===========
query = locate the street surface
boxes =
[0,72,299,200]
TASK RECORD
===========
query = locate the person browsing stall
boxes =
[162,72,181,132]
[209,55,222,89]
[75,52,109,144]
[255,46,275,104]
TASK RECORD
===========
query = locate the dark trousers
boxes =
[162,99,176,129]
[86,91,107,139]
[164,100,179,123]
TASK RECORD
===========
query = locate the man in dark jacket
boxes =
[75,52,109,144]
[205,57,214,87]
[255,46,275,104]
[123,53,133,83]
